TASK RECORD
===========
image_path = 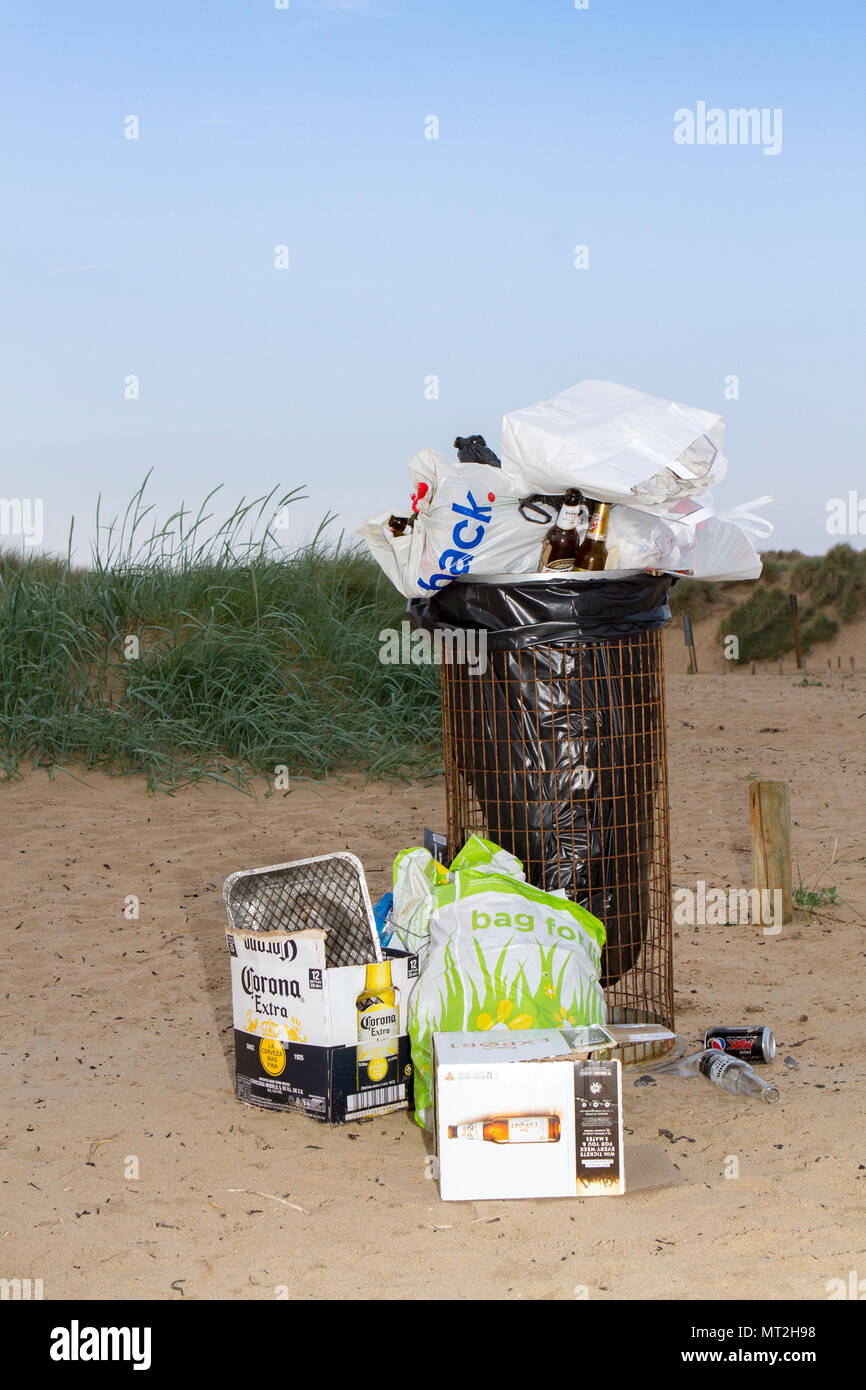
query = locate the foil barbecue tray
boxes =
[222,852,382,968]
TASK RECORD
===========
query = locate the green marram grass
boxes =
[0,475,441,792]
[4,481,863,788]
[669,545,866,661]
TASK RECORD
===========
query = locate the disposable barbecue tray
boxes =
[222,852,382,968]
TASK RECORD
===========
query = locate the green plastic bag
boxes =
[392,836,607,1129]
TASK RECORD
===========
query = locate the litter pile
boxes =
[222,378,783,1202]
[222,837,785,1201]
[358,379,773,594]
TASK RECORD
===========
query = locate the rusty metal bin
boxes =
[414,573,674,1055]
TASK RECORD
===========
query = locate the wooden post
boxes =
[789,593,802,669]
[750,781,793,928]
[851,656,856,675]
[751,661,756,675]
[682,614,698,674]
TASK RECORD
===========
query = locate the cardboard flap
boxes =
[625,1144,681,1193]
[603,1024,676,1047]
[225,925,327,946]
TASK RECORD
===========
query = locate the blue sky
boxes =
[1,0,864,559]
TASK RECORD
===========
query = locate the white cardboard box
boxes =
[433,1026,677,1202]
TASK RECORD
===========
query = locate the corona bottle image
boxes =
[447,1115,561,1144]
[356,961,400,1089]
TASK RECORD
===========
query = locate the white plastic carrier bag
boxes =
[358,449,551,598]
[500,379,727,507]
[605,495,773,580]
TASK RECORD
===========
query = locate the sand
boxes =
[1,649,864,1302]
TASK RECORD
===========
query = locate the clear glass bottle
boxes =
[698,1050,780,1103]
[652,1048,780,1103]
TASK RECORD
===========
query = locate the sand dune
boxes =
[664,602,866,679]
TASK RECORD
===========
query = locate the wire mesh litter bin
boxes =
[414,573,674,1058]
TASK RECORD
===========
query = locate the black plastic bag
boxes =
[412,575,671,987]
[453,434,501,467]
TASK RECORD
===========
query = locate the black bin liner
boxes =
[411,575,671,987]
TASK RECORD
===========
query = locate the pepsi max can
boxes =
[704,1026,775,1064]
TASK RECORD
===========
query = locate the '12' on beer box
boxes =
[227,926,417,1123]
[433,1028,625,1201]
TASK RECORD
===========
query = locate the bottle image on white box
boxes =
[356,961,400,1089]
[447,1115,561,1144]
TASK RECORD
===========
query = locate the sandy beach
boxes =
[1,646,864,1302]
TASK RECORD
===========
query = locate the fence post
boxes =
[789,593,802,669]
[683,614,698,674]
[749,781,793,928]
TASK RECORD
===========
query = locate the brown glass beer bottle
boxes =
[573,500,611,571]
[538,489,584,572]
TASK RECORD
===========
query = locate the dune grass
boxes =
[0,478,441,792]
[671,546,866,662]
[718,545,866,661]
[720,586,838,662]
[4,481,863,790]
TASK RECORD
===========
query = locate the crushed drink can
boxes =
[704,1025,775,1064]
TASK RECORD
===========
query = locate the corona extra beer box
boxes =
[433,1027,678,1201]
[226,926,418,1123]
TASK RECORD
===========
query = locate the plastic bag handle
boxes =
[675,496,774,537]
[518,494,562,524]
[628,439,698,479]
[714,496,775,538]
[627,495,773,540]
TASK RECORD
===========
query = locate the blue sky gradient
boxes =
[1,0,864,558]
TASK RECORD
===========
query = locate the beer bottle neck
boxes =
[556,501,583,531]
[586,502,610,540]
[364,961,392,992]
